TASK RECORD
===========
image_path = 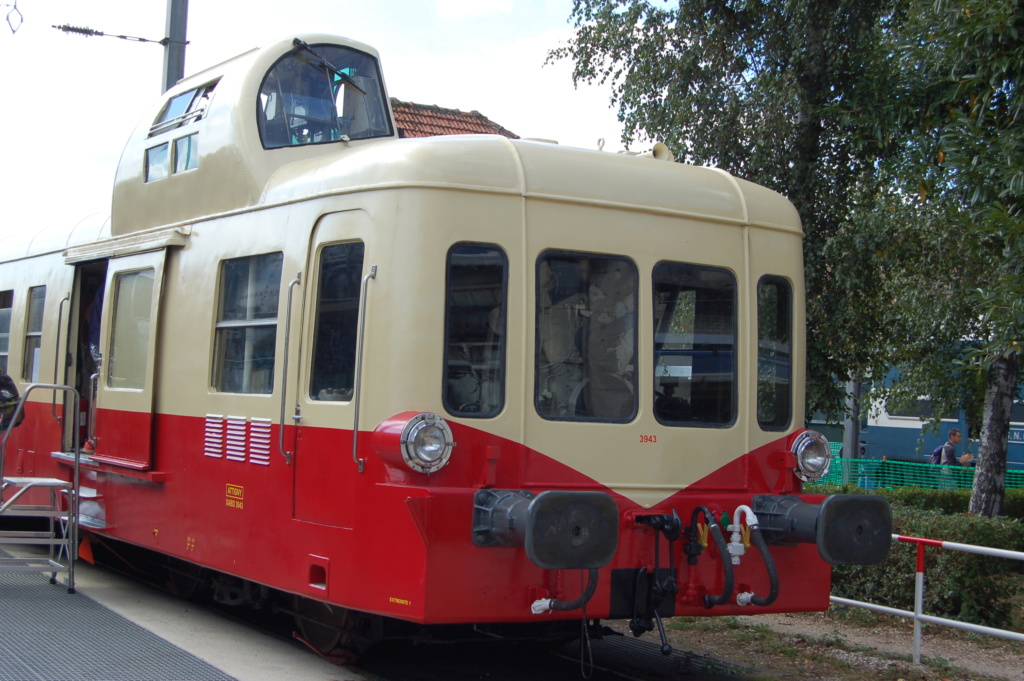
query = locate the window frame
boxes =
[443,242,509,418]
[308,241,365,401]
[0,289,12,373]
[534,250,639,423]
[22,285,45,382]
[652,261,738,428]
[756,274,793,431]
[212,252,284,395]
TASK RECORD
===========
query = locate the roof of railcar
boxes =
[262,134,803,235]
[0,214,111,263]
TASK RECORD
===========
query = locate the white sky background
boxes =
[0,0,630,238]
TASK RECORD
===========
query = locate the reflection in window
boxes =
[653,263,736,426]
[0,290,11,373]
[444,245,507,417]
[309,242,364,400]
[149,80,218,136]
[258,43,392,149]
[757,276,792,430]
[108,270,155,390]
[23,286,45,382]
[536,252,637,422]
[174,134,199,173]
[146,143,169,182]
[214,253,283,394]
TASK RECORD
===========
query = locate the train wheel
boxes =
[165,557,206,599]
[291,596,378,657]
[293,597,345,654]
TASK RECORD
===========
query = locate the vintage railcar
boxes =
[0,34,890,653]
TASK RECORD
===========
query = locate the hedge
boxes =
[816,485,1024,631]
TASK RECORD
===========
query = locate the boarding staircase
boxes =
[0,384,81,593]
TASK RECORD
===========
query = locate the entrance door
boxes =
[292,211,370,527]
[90,250,167,470]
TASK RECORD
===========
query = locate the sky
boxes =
[0,0,630,239]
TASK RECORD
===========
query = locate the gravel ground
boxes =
[608,611,1024,680]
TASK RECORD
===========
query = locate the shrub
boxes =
[822,492,1024,631]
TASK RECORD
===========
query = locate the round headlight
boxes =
[791,430,832,482]
[400,413,454,474]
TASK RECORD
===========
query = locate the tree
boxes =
[553,0,1024,516]
[885,0,1024,516]
[549,0,910,416]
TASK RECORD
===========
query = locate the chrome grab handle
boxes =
[52,294,70,426]
[352,265,377,473]
[87,373,99,445]
[278,273,302,465]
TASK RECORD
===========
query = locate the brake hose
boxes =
[531,569,599,614]
[690,506,734,608]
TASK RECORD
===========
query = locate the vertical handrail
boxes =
[351,265,377,474]
[51,294,70,428]
[278,273,301,465]
[87,373,99,446]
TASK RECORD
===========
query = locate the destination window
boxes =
[214,252,283,394]
[757,276,792,430]
[444,244,508,417]
[653,263,736,427]
[309,242,365,400]
[536,251,637,422]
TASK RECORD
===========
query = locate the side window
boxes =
[536,252,637,422]
[309,242,364,400]
[214,253,283,394]
[23,286,45,382]
[444,244,507,417]
[757,276,792,430]
[653,263,736,426]
[107,269,155,390]
[0,290,12,373]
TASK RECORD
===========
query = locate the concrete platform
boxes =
[0,548,367,681]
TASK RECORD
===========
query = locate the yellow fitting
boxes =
[697,522,709,547]
[741,525,751,548]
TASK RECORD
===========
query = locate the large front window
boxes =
[653,263,736,426]
[214,253,283,394]
[536,252,637,422]
[258,43,392,149]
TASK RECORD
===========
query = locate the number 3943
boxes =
[640,434,657,443]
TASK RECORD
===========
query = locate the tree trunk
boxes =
[969,354,1020,517]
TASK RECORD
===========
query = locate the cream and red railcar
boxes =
[0,34,890,652]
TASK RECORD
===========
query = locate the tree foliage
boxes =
[550,0,909,417]
[553,0,1024,516]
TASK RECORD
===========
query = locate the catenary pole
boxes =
[162,0,188,93]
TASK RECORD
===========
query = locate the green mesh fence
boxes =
[810,457,1024,491]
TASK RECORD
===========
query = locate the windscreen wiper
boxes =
[292,38,366,94]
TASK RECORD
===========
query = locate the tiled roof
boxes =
[390,98,519,139]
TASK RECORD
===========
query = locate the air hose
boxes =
[732,505,779,607]
[531,568,599,614]
[690,506,734,608]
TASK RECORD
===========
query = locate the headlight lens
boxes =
[400,413,454,474]
[792,430,832,482]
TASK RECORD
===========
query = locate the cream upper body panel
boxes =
[111,34,397,236]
